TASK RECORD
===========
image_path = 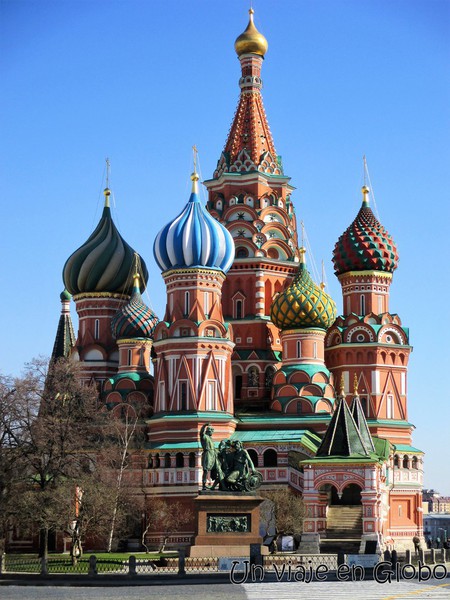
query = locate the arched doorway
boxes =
[320,483,363,554]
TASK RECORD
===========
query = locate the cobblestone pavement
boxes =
[1,580,450,600]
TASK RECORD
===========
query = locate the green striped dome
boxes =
[271,260,337,330]
[63,190,148,295]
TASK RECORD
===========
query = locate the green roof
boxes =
[394,444,423,454]
[146,441,201,450]
[231,429,321,453]
[367,419,414,428]
[108,372,151,384]
[279,364,331,378]
[148,411,236,422]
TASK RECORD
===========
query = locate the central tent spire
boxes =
[214,9,281,178]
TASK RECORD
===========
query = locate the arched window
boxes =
[236,247,249,258]
[247,449,258,468]
[394,454,399,467]
[263,449,277,467]
[412,456,418,469]
[154,453,160,468]
[402,455,409,469]
[188,452,196,468]
[175,452,184,468]
[164,453,171,468]
[147,455,153,469]
[236,300,243,319]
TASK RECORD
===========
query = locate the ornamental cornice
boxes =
[282,328,326,337]
[338,271,393,282]
[162,268,226,281]
[73,292,130,301]
[116,338,153,345]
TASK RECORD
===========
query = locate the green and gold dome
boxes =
[271,249,337,330]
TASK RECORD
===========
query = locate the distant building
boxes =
[423,490,450,513]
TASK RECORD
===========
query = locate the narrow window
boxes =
[127,349,132,365]
[184,291,190,316]
[296,341,302,358]
[386,394,394,419]
[360,294,365,315]
[236,299,242,319]
[313,341,317,358]
[378,295,383,314]
[94,319,100,340]
[206,381,215,410]
[180,381,187,410]
[158,381,166,411]
[204,292,209,316]
[235,375,243,399]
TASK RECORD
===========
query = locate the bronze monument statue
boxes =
[200,423,263,492]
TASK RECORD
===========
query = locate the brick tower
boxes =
[150,169,237,446]
[204,9,300,410]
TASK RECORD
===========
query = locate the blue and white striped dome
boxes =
[153,174,235,274]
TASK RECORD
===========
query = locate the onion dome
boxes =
[111,273,159,340]
[271,248,337,330]
[333,186,399,276]
[235,8,268,57]
[63,188,149,295]
[153,172,235,274]
[60,289,72,302]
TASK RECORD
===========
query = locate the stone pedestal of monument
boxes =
[188,491,268,557]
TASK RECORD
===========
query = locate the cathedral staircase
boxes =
[320,505,363,554]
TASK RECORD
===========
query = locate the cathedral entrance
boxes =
[320,483,363,553]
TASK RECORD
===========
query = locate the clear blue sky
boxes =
[1,0,449,493]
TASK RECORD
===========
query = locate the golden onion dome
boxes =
[234,9,268,57]
[270,249,337,331]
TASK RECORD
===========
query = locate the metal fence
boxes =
[263,553,338,571]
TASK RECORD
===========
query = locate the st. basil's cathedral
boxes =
[54,10,423,553]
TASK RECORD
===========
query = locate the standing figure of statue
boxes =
[200,423,222,490]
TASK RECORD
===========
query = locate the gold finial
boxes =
[191,145,199,193]
[339,374,345,397]
[299,246,306,264]
[353,373,359,396]
[104,157,111,207]
[132,253,142,290]
[362,185,370,207]
[320,260,326,290]
[235,8,268,57]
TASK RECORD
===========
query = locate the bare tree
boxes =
[0,357,99,559]
[260,488,304,549]
[100,402,141,553]
[139,497,193,553]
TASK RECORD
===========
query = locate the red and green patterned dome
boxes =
[333,186,399,276]
[271,250,337,330]
[111,274,159,340]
